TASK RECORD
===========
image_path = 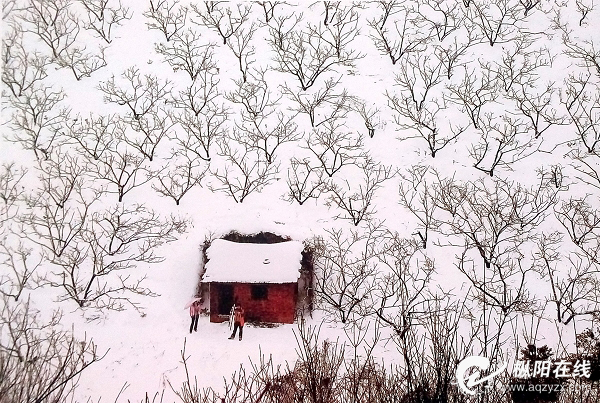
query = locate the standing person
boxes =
[189,300,200,334]
[228,304,245,341]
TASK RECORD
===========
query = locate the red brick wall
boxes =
[209,282,297,324]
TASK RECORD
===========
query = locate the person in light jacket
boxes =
[228,304,245,341]
[189,300,201,333]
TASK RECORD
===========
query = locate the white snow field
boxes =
[1,0,600,402]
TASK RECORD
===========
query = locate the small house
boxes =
[203,238,305,324]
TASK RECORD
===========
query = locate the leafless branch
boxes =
[284,157,327,205]
[78,0,132,43]
[97,66,172,121]
[397,165,439,248]
[209,139,279,203]
[469,113,538,177]
[143,0,188,42]
[0,296,104,402]
[325,158,394,226]
[268,12,363,90]
[304,121,366,177]
[368,3,430,65]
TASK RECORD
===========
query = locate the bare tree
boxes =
[225,22,257,83]
[191,2,252,45]
[433,173,558,270]
[94,149,152,202]
[19,178,98,260]
[171,101,229,162]
[479,35,553,93]
[254,1,286,24]
[322,1,340,26]
[0,238,43,302]
[231,111,300,164]
[325,158,394,226]
[307,224,382,323]
[5,85,69,160]
[209,139,279,203]
[19,0,79,60]
[518,0,541,16]
[455,244,537,320]
[535,232,600,324]
[48,204,187,311]
[366,231,473,403]
[97,66,172,121]
[508,82,567,139]
[289,321,346,403]
[419,297,472,403]
[434,31,479,80]
[575,0,595,26]
[555,196,600,262]
[570,148,600,191]
[469,113,538,177]
[397,165,439,249]
[152,150,208,205]
[415,0,465,41]
[318,2,362,59]
[539,163,566,190]
[63,113,123,161]
[445,66,498,129]
[0,163,27,227]
[122,107,174,161]
[559,22,600,77]
[391,52,444,113]
[227,71,300,164]
[304,121,366,177]
[352,99,380,138]
[372,233,433,338]
[341,319,384,403]
[143,0,188,42]
[281,76,354,128]
[0,296,104,402]
[20,0,80,52]
[36,150,88,210]
[19,0,107,80]
[371,233,438,394]
[172,63,220,116]
[1,25,51,98]
[224,69,279,120]
[368,2,430,65]
[155,28,218,82]
[57,44,108,81]
[284,157,327,205]
[268,12,363,90]
[431,173,556,384]
[387,52,467,157]
[78,0,132,43]
[455,249,536,378]
[464,0,524,46]
[2,0,26,20]
[560,73,600,153]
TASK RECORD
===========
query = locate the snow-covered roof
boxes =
[203,239,304,283]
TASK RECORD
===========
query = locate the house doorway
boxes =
[218,284,234,315]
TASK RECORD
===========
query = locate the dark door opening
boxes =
[218,284,234,315]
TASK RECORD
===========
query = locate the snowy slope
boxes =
[1,0,600,401]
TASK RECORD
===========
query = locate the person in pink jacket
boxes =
[189,300,201,333]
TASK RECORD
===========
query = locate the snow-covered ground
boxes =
[2,0,600,401]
